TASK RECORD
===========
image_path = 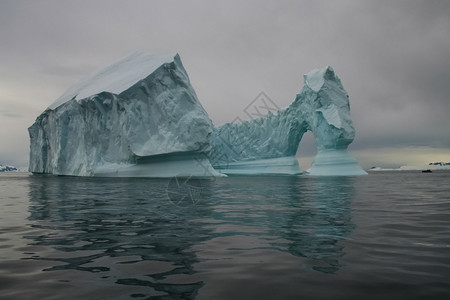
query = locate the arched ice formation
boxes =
[209,66,367,176]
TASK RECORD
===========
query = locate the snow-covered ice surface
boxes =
[49,52,177,110]
[29,52,219,177]
[210,66,367,176]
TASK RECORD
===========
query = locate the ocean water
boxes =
[0,171,449,299]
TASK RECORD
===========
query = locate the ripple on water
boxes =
[0,172,449,299]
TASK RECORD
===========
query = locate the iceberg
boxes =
[28,51,365,177]
[28,52,220,177]
[210,66,367,176]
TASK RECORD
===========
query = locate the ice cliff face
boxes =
[210,66,367,176]
[29,52,218,177]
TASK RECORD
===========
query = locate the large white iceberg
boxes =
[210,66,367,176]
[28,52,219,177]
[29,52,366,177]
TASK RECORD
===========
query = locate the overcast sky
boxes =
[1,0,449,169]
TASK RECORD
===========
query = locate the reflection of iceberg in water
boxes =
[190,176,355,276]
[25,174,356,298]
[238,176,354,274]
[281,177,355,273]
[26,175,214,299]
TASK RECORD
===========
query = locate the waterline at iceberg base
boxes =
[307,149,367,176]
[28,52,366,177]
[213,156,302,176]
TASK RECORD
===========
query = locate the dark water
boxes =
[0,171,449,299]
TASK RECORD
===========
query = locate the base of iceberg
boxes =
[92,152,222,178]
[214,156,302,176]
[307,149,367,176]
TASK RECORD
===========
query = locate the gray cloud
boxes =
[0,111,22,118]
[1,0,449,167]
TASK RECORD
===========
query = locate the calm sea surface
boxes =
[0,171,449,299]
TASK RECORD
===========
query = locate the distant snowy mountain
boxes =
[0,164,18,172]
[369,163,450,171]
[428,162,450,167]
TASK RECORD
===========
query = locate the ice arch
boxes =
[209,66,367,176]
